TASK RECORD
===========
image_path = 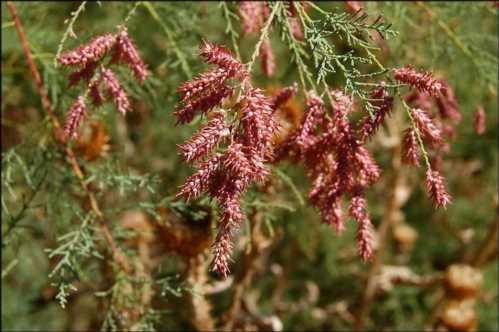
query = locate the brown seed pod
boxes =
[444,264,483,299]
[439,299,477,332]
[393,223,418,252]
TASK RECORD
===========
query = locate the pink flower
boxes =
[177,68,234,102]
[260,37,275,77]
[111,27,148,84]
[177,111,229,163]
[174,85,233,125]
[89,81,105,107]
[358,85,393,142]
[68,62,99,87]
[405,91,433,111]
[288,16,304,40]
[101,68,131,115]
[349,188,374,261]
[294,94,326,151]
[64,96,87,139]
[200,41,248,78]
[177,153,222,201]
[435,82,461,123]
[238,88,278,158]
[355,146,381,186]
[401,128,421,166]
[57,34,116,67]
[425,169,451,208]
[394,66,445,97]
[287,1,306,40]
[238,1,268,34]
[211,196,244,277]
[473,105,486,135]
[410,108,442,145]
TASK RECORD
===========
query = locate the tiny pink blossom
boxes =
[177,154,222,201]
[260,37,275,77]
[294,94,326,151]
[435,81,461,123]
[111,27,148,84]
[175,85,233,125]
[101,68,131,115]
[349,189,374,261]
[177,112,229,163]
[425,169,452,208]
[57,34,116,67]
[238,1,268,34]
[64,96,87,139]
[410,108,442,145]
[402,128,421,166]
[473,105,486,135]
[358,85,393,142]
[394,66,445,97]
[199,41,248,78]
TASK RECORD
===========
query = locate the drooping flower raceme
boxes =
[274,90,381,261]
[394,66,452,208]
[57,27,148,139]
[175,42,279,277]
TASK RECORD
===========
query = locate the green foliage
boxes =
[1,1,497,331]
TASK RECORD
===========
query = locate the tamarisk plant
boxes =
[57,26,148,139]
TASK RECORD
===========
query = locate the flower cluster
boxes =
[394,66,453,208]
[175,42,279,277]
[275,90,384,261]
[57,26,148,139]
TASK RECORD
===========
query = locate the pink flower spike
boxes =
[199,41,247,78]
[57,34,116,67]
[177,112,229,163]
[174,85,233,125]
[401,128,421,166]
[435,82,461,123]
[260,37,275,77]
[410,108,443,145]
[238,1,267,34]
[68,62,99,87]
[101,68,131,115]
[394,66,445,97]
[473,105,486,135]
[294,94,326,151]
[349,189,374,261]
[176,154,222,201]
[112,28,148,84]
[425,169,452,208]
[359,85,393,142]
[64,96,87,139]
